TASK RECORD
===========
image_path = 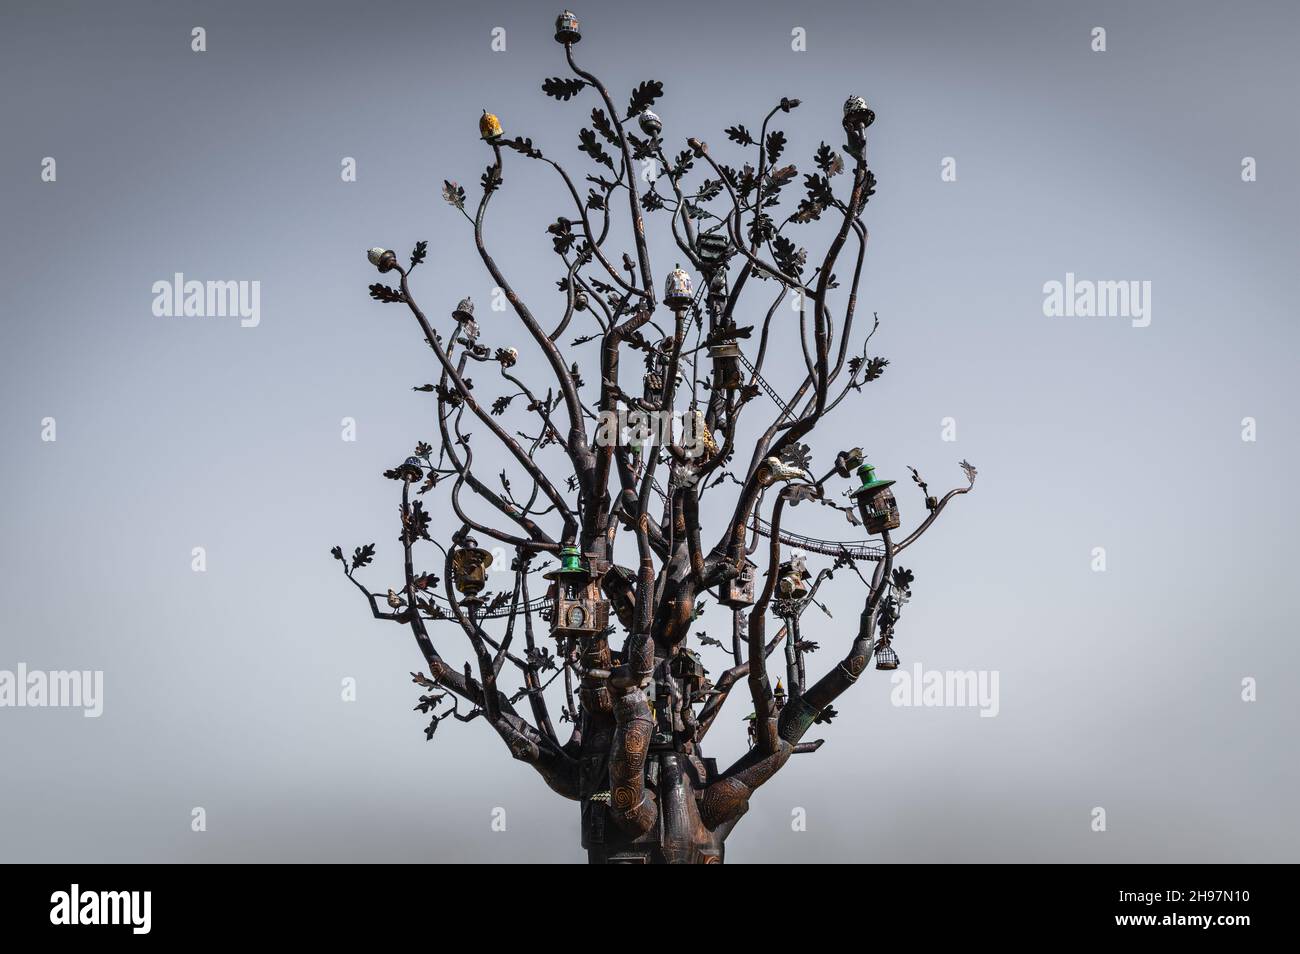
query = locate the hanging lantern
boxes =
[450,540,494,597]
[842,94,875,128]
[773,679,787,710]
[451,296,479,340]
[367,247,398,273]
[719,558,756,608]
[638,109,662,137]
[695,232,730,268]
[776,556,811,602]
[554,10,581,44]
[543,546,609,638]
[709,339,743,391]
[850,463,900,535]
[573,288,588,312]
[479,110,503,141]
[874,639,899,671]
[398,456,424,482]
[663,264,694,311]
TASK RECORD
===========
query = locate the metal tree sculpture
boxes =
[334,11,975,864]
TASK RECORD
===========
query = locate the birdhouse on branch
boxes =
[850,463,900,535]
[718,558,756,608]
[543,546,608,639]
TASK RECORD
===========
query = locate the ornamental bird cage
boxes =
[718,558,756,608]
[874,639,899,671]
[543,546,609,639]
[450,541,494,597]
[850,463,900,535]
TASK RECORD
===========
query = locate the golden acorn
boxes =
[479,109,503,141]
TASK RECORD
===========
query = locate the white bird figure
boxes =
[755,456,813,486]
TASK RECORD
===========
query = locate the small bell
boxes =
[367,247,398,273]
[479,110,503,141]
[573,289,588,312]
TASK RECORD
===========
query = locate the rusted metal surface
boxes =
[336,10,976,864]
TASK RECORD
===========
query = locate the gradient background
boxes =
[1,0,1296,863]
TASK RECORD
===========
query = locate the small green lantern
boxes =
[543,546,608,638]
[850,463,900,535]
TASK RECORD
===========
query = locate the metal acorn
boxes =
[638,109,662,137]
[367,247,398,273]
[554,10,581,44]
[479,109,503,141]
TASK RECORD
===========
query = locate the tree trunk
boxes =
[583,751,731,864]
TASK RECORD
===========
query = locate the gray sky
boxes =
[1,0,1296,862]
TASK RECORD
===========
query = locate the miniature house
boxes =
[718,558,756,608]
[850,463,900,535]
[543,547,609,639]
[670,649,707,699]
